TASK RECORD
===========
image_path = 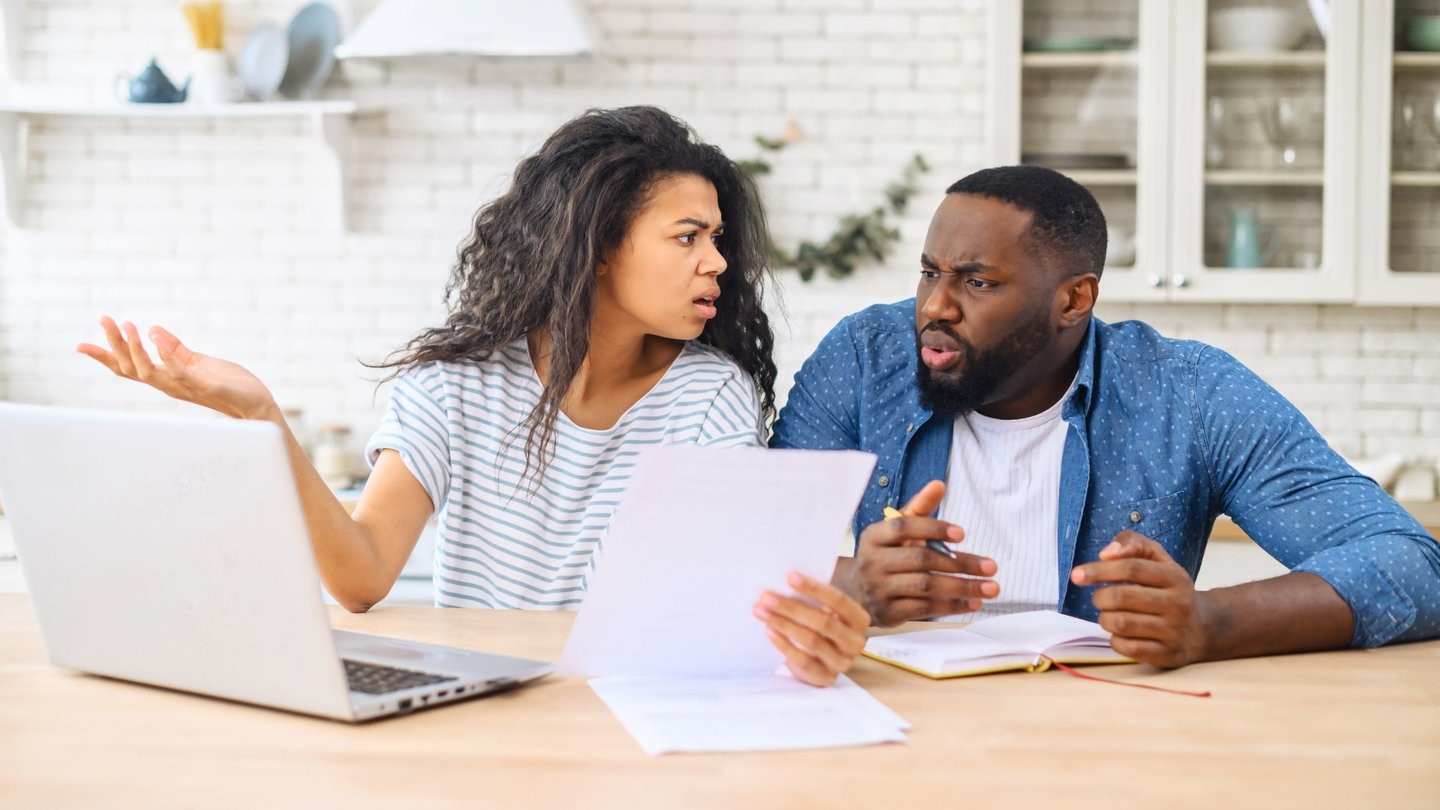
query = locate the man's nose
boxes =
[921,277,961,323]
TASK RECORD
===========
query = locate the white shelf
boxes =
[1021,51,1138,70]
[0,100,367,230]
[1205,168,1326,186]
[1058,168,1138,186]
[0,100,358,117]
[1394,52,1440,70]
[1391,171,1440,187]
[1206,50,1327,69]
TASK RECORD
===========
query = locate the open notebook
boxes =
[864,610,1133,679]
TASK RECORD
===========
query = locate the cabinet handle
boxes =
[1172,274,1191,288]
[1147,274,1167,288]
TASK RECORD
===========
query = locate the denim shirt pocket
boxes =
[1083,489,1188,546]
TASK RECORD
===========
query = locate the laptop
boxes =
[0,402,553,722]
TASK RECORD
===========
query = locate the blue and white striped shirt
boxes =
[367,337,764,609]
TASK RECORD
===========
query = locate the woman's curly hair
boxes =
[379,105,776,481]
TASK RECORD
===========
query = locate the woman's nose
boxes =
[702,240,727,276]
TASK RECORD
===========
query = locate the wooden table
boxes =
[1,594,1437,809]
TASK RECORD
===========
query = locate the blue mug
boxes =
[1226,207,1278,269]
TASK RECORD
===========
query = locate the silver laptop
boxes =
[0,402,553,722]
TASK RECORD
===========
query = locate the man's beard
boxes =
[915,312,1052,418]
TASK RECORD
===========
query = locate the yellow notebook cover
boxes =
[863,610,1133,679]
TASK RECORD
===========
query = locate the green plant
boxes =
[740,137,929,281]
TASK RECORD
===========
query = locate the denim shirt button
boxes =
[905,422,914,433]
[1129,511,1142,523]
[878,475,891,488]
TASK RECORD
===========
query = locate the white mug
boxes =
[187,49,245,106]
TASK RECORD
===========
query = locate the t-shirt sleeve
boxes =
[697,367,765,449]
[364,367,453,510]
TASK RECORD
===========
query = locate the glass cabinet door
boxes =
[1358,0,1440,304]
[991,0,1168,301]
[1169,0,1358,302]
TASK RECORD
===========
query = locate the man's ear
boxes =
[1056,274,1099,328]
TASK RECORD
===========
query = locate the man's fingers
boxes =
[864,515,964,550]
[1072,556,1186,589]
[1089,582,1185,615]
[897,480,946,518]
[871,570,998,603]
[1099,530,1175,562]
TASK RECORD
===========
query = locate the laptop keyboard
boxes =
[343,659,458,695]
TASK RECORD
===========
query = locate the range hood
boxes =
[334,0,598,59]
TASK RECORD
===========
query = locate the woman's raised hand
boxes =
[77,316,280,421]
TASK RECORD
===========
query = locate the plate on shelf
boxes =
[279,2,340,100]
[1024,37,1134,53]
[238,22,289,101]
[1022,152,1131,170]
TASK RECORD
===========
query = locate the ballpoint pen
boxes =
[883,506,953,557]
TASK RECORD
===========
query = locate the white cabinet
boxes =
[1358,0,1440,304]
[988,0,1440,306]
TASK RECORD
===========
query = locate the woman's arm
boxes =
[78,317,430,611]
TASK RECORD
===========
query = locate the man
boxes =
[772,165,1440,668]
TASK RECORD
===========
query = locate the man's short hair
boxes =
[947,165,1107,278]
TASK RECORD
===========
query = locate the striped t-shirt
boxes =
[366,337,764,609]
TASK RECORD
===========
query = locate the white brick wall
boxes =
[0,0,1437,475]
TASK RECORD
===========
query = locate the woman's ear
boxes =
[1057,274,1099,328]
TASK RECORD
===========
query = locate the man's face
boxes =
[914,193,1058,419]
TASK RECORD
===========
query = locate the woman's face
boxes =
[595,173,727,343]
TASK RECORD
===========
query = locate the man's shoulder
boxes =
[834,299,916,338]
[1094,319,1224,367]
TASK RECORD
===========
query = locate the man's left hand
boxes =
[1070,531,1213,668]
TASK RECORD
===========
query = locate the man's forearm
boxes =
[1198,571,1355,661]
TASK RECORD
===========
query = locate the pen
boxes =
[883,506,953,557]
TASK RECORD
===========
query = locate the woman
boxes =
[79,106,867,686]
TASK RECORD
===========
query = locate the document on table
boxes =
[558,445,909,754]
[588,674,910,756]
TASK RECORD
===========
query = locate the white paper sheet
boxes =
[554,445,907,755]
[559,445,878,679]
[588,674,909,756]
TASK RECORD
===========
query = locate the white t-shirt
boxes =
[367,337,764,609]
[934,390,1071,622]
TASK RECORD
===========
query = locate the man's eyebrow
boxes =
[920,254,988,274]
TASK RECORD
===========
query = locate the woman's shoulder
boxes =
[668,340,750,384]
[394,339,534,385]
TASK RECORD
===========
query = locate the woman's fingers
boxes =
[120,321,159,382]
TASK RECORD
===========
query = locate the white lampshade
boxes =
[334,0,597,59]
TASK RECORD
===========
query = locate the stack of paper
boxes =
[559,445,909,755]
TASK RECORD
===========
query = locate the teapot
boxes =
[114,58,189,104]
[1226,207,1279,268]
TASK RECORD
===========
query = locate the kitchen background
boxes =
[0,0,1436,494]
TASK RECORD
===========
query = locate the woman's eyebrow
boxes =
[672,217,718,229]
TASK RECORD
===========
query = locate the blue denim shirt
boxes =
[771,300,1440,648]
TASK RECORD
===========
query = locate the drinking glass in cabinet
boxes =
[1259,97,1318,168]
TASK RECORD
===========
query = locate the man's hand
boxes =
[1070,531,1212,668]
[833,481,999,627]
[754,573,871,687]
